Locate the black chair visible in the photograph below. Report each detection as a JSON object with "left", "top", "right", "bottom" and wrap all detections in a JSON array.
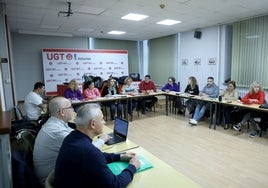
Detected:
[
  {"left": 129, "top": 73, "right": 141, "bottom": 81},
  {"left": 92, "top": 76, "right": 104, "bottom": 89}
]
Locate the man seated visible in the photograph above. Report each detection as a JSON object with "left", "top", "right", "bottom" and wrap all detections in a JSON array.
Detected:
[
  {"left": 138, "top": 75, "right": 158, "bottom": 114},
  {"left": 33, "top": 97, "right": 110, "bottom": 186},
  {"left": 54, "top": 103, "right": 140, "bottom": 187},
  {"left": 24, "top": 82, "right": 47, "bottom": 121},
  {"left": 189, "top": 77, "right": 219, "bottom": 125}
]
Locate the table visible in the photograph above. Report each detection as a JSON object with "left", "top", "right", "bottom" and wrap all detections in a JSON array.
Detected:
[
  {"left": 127, "top": 147, "right": 201, "bottom": 188},
  {"left": 70, "top": 91, "right": 166, "bottom": 121},
  {"left": 216, "top": 100, "right": 268, "bottom": 129},
  {"left": 165, "top": 92, "right": 219, "bottom": 129},
  {"left": 99, "top": 126, "right": 139, "bottom": 153}
]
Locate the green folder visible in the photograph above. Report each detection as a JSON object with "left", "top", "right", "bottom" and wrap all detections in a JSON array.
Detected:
[{"left": 108, "top": 155, "right": 153, "bottom": 175}]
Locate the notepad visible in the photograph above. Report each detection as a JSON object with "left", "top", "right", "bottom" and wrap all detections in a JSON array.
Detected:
[{"left": 108, "top": 155, "right": 153, "bottom": 175}]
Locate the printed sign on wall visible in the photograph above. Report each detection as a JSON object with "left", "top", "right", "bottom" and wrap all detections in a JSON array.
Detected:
[{"left": 42, "top": 48, "right": 128, "bottom": 95}]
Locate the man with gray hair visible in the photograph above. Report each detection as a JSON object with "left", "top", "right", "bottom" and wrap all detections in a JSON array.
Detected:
[
  {"left": 33, "top": 97, "right": 110, "bottom": 186},
  {"left": 55, "top": 103, "right": 140, "bottom": 187}
]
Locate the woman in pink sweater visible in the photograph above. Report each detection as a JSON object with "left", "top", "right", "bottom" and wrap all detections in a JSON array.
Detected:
[{"left": 83, "top": 80, "right": 101, "bottom": 100}]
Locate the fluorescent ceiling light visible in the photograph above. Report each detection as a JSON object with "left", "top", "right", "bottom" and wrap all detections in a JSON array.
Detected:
[
  {"left": 108, "top": 31, "right": 126, "bottom": 35},
  {"left": 121, "top": 13, "right": 148, "bottom": 21},
  {"left": 157, "top": 19, "right": 181, "bottom": 26},
  {"left": 18, "top": 30, "right": 73, "bottom": 37}
]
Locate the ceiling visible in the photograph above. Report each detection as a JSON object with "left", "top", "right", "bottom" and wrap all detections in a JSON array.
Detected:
[{"left": 1, "top": 0, "right": 268, "bottom": 41}]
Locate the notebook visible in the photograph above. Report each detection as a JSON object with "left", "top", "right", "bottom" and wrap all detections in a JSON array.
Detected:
[
  {"left": 105, "top": 117, "right": 129, "bottom": 145},
  {"left": 108, "top": 155, "right": 153, "bottom": 175}
]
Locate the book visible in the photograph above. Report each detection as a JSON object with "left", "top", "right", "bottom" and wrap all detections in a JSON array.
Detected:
[{"left": 108, "top": 155, "right": 153, "bottom": 175}]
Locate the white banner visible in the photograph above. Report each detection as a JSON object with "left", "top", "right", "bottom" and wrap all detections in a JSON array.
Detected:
[{"left": 42, "top": 48, "right": 128, "bottom": 95}]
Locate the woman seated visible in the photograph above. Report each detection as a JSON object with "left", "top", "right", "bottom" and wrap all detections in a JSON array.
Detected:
[
  {"left": 219, "top": 81, "right": 238, "bottom": 129},
  {"left": 233, "top": 81, "right": 265, "bottom": 137},
  {"left": 161, "top": 76, "right": 183, "bottom": 114},
  {"left": 101, "top": 78, "right": 122, "bottom": 120},
  {"left": 121, "top": 77, "right": 138, "bottom": 115},
  {"left": 184, "top": 76, "right": 199, "bottom": 114},
  {"left": 83, "top": 80, "right": 101, "bottom": 100},
  {"left": 64, "top": 79, "right": 83, "bottom": 100}
]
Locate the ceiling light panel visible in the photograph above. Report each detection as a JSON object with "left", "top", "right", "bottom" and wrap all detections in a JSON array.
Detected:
[
  {"left": 157, "top": 19, "right": 182, "bottom": 26},
  {"left": 108, "top": 31, "right": 126, "bottom": 35},
  {"left": 121, "top": 13, "right": 149, "bottom": 21}
]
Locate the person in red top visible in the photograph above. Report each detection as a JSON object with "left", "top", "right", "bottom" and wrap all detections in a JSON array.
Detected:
[
  {"left": 138, "top": 75, "right": 158, "bottom": 114},
  {"left": 233, "top": 81, "right": 266, "bottom": 137}
]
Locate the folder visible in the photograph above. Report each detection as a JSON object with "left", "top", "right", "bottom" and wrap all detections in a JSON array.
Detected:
[{"left": 108, "top": 155, "right": 153, "bottom": 175}]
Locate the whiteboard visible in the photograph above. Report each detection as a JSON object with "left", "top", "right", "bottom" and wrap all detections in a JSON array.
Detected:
[{"left": 42, "top": 48, "right": 128, "bottom": 95}]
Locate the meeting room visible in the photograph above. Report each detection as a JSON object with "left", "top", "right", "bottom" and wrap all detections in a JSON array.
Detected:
[{"left": 1, "top": 0, "right": 268, "bottom": 188}]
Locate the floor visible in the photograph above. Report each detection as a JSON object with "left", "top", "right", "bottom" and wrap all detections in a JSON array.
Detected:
[{"left": 106, "top": 107, "right": 268, "bottom": 188}]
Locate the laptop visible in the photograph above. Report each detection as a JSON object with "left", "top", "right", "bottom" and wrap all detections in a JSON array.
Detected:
[{"left": 105, "top": 117, "right": 129, "bottom": 145}]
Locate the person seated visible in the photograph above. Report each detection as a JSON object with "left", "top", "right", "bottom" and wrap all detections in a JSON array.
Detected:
[
  {"left": 219, "top": 81, "right": 238, "bottom": 129},
  {"left": 33, "top": 97, "right": 110, "bottom": 186},
  {"left": 184, "top": 76, "right": 199, "bottom": 114},
  {"left": 64, "top": 79, "right": 83, "bottom": 100},
  {"left": 54, "top": 103, "right": 140, "bottom": 188},
  {"left": 189, "top": 77, "right": 219, "bottom": 125},
  {"left": 24, "top": 82, "right": 47, "bottom": 121},
  {"left": 83, "top": 80, "right": 101, "bottom": 100},
  {"left": 161, "top": 76, "right": 183, "bottom": 114},
  {"left": 138, "top": 75, "right": 158, "bottom": 114},
  {"left": 121, "top": 77, "right": 138, "bottom": 115},
  {"left": 101, "top": 78, "right": 122, "bottom": 120},
  {"left": 233, "top": 81, "right": 265, "bottom": 137}
]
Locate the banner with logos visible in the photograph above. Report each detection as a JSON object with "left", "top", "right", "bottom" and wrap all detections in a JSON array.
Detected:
[{"left": 42, "top": 48, "right": 128, "bottom": 95}]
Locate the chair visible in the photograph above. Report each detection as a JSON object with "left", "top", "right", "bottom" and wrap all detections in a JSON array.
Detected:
[
  {"left": 129, "top": 73, "right": 141, "bottom": 81},
  {"left": 45, "top": 169, "right": 55, "bottom": 188},
  {"left": 92, "top": 76, "right": 104, "bottom": 89},
  {"left": 12, "top": 105, "right": 26, "bottom": 121}
]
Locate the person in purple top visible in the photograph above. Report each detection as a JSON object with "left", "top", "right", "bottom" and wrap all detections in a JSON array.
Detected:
[
  {"left": 64, "top": 79, "right": 83, "bottom": 100},
  {"left": 162, "top": 76, "right": 183, "bottom": 114},
  {"left": 161, "top": 76, "right": 179, "bottom": 92},
  {"left": 54, "top": 103, "right": 140, "bottom": 188}
]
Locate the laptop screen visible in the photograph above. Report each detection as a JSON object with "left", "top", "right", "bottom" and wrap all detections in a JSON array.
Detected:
[{"left": 114, "top": 118, "right": 128, "bottom": 137}]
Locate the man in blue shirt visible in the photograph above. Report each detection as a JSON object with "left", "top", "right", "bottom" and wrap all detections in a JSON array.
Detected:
[
  {"left": 189, "top": 77, "right": 219, "bottom": 125},
  {"left": 54, "top": 103, "right": 140, "bottom": 188}
]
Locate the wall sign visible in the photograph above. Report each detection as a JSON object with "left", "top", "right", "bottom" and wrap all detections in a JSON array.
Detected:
[{"left": 42, "top": 48, "right": 128, "bottom": 95}]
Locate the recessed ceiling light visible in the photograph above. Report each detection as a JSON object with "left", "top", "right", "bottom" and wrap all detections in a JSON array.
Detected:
[
  {"left": 121, "top": 13, "right": 148, "bottom": 21},
  {"left": 157, "top": 19, "right": 181, "bottom": 26},
  {"left": 108, "top": 31, "right": 126, "bottom": 35}
]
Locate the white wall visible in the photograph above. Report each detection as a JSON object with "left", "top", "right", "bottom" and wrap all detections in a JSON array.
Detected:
[{"left": 178, "top": 26, "right": 232, "bottom": 92}]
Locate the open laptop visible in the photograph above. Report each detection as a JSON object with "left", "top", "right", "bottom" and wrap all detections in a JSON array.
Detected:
[{"left": 105, "top": 117, "right": 129, "bottom": 145}]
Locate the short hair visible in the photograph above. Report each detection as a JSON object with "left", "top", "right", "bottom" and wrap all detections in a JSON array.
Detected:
[
  {"left": 145, "top": 75, "right": 151, "bottom": 79},
  {"left": 228, "top": 81, "right": 236, "bottom": 89},
  {"left": 69, "top": 79, "right": 79, "bottom": 90},
  {"left": 207, "top": 77, "right": 214, "bottom": 80},
  {"left": 49, "top": 97, "right": 70, "bottom": 116},
  {"left": 76, "top": 103, "right": 101, "bottom": 127},
  {"left": 124, "top": 77, "right": 133, "bottom": 84},
  {"left": 34, "top": 82, "right": 45, "bottom": 90},
  {"left": 168, "top": 76, "right": 175, "bottom": 83},
  {"left": 84, "top": 80, "right": 93, "bottom": 89}
]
